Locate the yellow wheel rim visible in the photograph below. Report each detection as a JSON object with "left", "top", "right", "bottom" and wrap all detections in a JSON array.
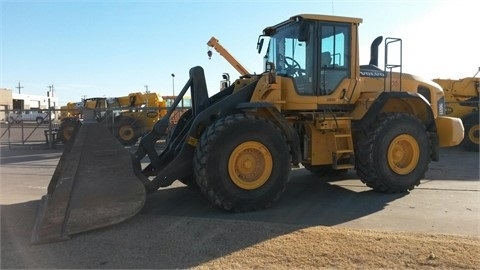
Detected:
[
  {"left": 387, "top": 134, "right": 420, "bottom": 175},
  {"left": 228, "top": 141, "right": 273, "bottom": 190},
  {"left": 468, "top": 124, "right": 479, "bottom": 144},
  {"left": 119, "top": 125, "right": 134, "bottom": 141},
  {"left": 64, "top": 126, "right": 74, "bottom": 141}
]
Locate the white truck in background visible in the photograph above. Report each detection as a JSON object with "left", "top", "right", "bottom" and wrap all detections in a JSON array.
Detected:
[{"left": 8, "top": 110, "right": 55, "bottom": 124}]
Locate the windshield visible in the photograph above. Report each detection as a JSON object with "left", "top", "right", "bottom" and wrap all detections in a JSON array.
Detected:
[
  {"left": 265, "top": 22, "right": 308, "bottom": 77},
  {"left": 262, "top": 19, "right": 351, "bottom": 96}
]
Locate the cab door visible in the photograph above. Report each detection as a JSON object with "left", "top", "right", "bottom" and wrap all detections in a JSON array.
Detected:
[{"left": 315, "top": 22, "right": 355, "bottom": 106}]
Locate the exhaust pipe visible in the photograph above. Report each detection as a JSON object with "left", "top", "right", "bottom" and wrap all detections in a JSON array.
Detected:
[{"left": 369, "top": 36, "right": 383, "bottom": 66}]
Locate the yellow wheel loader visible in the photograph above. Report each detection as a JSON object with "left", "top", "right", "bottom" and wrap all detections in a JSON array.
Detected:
[
  {"left": 32, "top": 14, "right": 464, "bottom": 244},
  {"left": 58, "top": 92, "right": 167, "bottom": 146},
  {"left": 57, "top": 97, "right": 108, "bottom": 144},
  {"left": 433, "top": 68, "right": 479, "bottom": 151}
]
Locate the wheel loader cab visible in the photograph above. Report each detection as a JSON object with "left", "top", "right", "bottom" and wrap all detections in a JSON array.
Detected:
[{"left": 260, "top": 14, "right": 360, "bottom": 106}]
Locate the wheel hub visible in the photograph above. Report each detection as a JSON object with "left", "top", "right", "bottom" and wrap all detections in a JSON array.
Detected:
[
  {"left": 387, "top": 134, "right": 420, "bottom": 175},
  {"left": 64, "top": 127, "right": 75, "bottom": 141},
  {"left": 228, "top": 141, "right": 273, "bottom": 190},
  {"left": 468, "top": 124, "right": 479, "bottom": 144},
  {"left": 119, "top": 126, "right": 134, "bottom": 140}
]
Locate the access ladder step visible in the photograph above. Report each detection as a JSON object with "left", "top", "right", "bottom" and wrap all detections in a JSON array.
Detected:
[
  {"left": 333, "top": 164, "right": 355, "bottom": 170},
  {"left": 335, "top": 149, "right": 354, "bottom": 154},
  {"left": 332, "top": 132, "right": 355, "bottom": 170}
]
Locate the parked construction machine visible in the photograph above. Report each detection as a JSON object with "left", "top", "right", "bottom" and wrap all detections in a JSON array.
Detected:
[
  {"left": 58, "top": 92, "right": 167, "bottom": 145},
  {"left": 57, "top": 97, "right": 107, "bottom": 144},
  {"left": 32, "top": 14, "right": 464, "bottom": 244},
  {"left": 433, "top": 68, "right": 479, "bottom": 151}
]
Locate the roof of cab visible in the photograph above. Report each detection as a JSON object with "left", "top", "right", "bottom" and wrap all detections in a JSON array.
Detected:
[
  {"left": 263, "top": 14, "right": 363, "bottom": 33},
  {"left": 293, "top": 14, "right": 362, "bottom": 24}
]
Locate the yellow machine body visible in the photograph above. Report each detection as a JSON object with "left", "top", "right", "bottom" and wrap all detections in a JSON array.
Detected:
[{"left": 433, "top": 71, "right": 479, "bottom": 151}]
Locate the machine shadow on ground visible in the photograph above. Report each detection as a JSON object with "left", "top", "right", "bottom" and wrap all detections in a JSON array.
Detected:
[{"left": 142, "top": 169, "right": 407, "bottom": 227}]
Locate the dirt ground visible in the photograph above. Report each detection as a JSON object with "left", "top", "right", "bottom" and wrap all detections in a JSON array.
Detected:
[
  {"left": 3, "top": 211, "right": 478, "bottom": 269},
  {"left": 194, "top": 226, "right": 480, "bottom": 269}
]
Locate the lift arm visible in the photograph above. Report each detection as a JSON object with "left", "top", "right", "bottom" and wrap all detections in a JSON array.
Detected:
[{"left": 207, "top": 36, "right": 250, "bottom": 76}]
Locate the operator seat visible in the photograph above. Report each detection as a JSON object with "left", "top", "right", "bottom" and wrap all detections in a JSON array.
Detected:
[{"left": 321, "top": 51, "right": 332, "bottom": 68}]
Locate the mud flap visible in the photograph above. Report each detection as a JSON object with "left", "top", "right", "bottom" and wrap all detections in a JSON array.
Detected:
[{"left": 31, "top": 119, "right": 146, "bottom": 244}]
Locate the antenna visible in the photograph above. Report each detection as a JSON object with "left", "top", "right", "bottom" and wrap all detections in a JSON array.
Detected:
[{"left": 473, "top": 67, "right": 480, "bottom": 78}]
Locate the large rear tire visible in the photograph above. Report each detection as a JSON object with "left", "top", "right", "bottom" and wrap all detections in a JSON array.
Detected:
[
  {"left": 461, "top": 113, "right": 479, "bottom": 152},
  {"left": 355, "top": 113, "right": 431, "bottom": 192},
  {"left": 59, "top": 118, "right": 80, "bottom": 145},
  {"left": 194, "top": 114, "right": 291, "bottom": 212},
  {"left": 115, "top": 117, "right": 141, "bottom": 146}
]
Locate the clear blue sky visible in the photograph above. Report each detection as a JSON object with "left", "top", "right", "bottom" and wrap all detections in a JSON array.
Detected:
[{"left": 1, "top": 0, "right": 478, "bottom": 105}]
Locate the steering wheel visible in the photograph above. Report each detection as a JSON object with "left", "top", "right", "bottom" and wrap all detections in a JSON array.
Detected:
[{"left": 280, "top": 55, "right": 305, "bottom": 77}]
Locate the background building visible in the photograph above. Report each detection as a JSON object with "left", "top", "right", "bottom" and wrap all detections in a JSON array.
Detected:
[{"left": 0, "top": 88, "right": 60, "bottom": 122}]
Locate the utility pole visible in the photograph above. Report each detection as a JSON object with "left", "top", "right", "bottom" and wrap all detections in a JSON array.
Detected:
[
  {"left": 47, "top": 85, "right": 54, "bottom": 110},
  {"left": 144, "top": 85, "right": 149, "bottom": 93},
  {"left": 46, "top": 85, "right": 54, "bottom": 149},
  {"left": 47, "top": 85, "right": 54, "bottom": 94},
  {"left": 16, "top": 82, "right": 24, "bottom": 94}
]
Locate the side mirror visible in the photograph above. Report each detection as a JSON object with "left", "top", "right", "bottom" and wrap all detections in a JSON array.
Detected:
[{"left": 257, "top": 37, "right": 264, "bottom": 54}]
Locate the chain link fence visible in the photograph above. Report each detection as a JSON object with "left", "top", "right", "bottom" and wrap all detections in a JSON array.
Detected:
[
  {"left": 1, "top": 104, "right": 185, "bottom": 150},
  {"left": 0, "top": 107, "right": 60, "bottom": 149}
]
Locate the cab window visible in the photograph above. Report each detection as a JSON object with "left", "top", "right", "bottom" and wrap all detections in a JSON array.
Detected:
[{"left": 318, "top": 24, "right": 350, "bottom": 95}]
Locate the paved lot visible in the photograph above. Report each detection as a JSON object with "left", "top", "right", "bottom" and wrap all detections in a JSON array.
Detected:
[
  {"left": 0, "top": 122, "right": 58, "bottom": 145},
  {"left": 1, "top": 144, "right": 479, "bottom": 268}
]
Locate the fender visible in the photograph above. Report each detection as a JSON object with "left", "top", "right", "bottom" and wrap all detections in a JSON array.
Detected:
[
  {"left": 352, "top": 91, "right": 440, "bottom": 161},
  {"left": 236, "top": 102, "right": 301, "bottom": 166},
  {"left": 354, "top": 91, "right": 435, "bottom": 130}
]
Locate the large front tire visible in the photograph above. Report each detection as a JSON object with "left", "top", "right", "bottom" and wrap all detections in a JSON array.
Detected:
[
  {"left": 355, "top": 113, "right": 431, "bottom": 192},
  {"left": 461, "top": 113, "right": 479, "bottom": 152},
  {"left": 194, "top": 114, "right": 291, "bottom": 212}
]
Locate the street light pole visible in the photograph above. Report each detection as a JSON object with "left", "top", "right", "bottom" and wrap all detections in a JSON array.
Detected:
[
  {"left": 46, "top": 86, "right": 53, "bottom": 149},
  {"left": 171, "top": 73, "right": 175, "bottom": 96}
]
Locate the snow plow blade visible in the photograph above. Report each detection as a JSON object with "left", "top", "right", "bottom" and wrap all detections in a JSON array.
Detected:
[{"left": 31, "top": 117, "right": 146, "bottom": 244}]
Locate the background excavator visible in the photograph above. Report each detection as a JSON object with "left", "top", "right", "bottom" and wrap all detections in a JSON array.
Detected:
[
  {"left": 32, "top": 14, "right": 464, "bottom": 244},
  {"left": 433, "top": 68, "right": 479, "bottom": 151},
  {"left": 58, "top": 92, "right": 168, "bottom": 146}
]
